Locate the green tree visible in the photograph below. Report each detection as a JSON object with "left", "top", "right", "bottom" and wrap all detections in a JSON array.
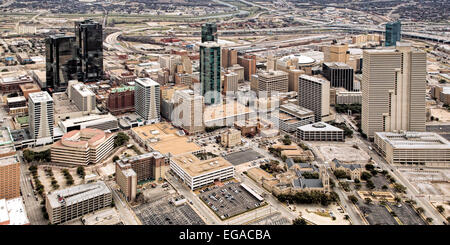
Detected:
[
  {"left": 365, "top": 164, "right": 375, "bottom": 171},
  {"left": 393, "top": 183, "right": 406, "bottom": 193},
  {"left": 361, "top": 171, "right": 372, "bottom": 181},
  {"left": 426, "top": 217, "right": 433, "bottom": 223},
  {"left": 292, "top": 217, "right": 307, "bottom": 225},
  {"left": 348, "top": 195, "right": 358, "bottom": 204},
  {"left": 114, "top": 132, "right": 130, "bottom": 147},
  {"left": 416, "top": 207, "right": 424, "bottom": 214},
  {"left": 113, "top": 156, "right": 120, "bottom": 162},
  {"left": 333, "top": 170, "right": 349, "bottom": 179},
  {"left": 436, "top": 205, "right": 445, "bottom": 213},
  {"left": 366, "top": 180, "right": 375, "bottom": 189}
]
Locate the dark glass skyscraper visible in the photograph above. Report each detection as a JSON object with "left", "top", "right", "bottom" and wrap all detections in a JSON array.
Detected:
[
  {"left": 75, "top": 19, "right": 103, "bottom": 82},
  {"left": 200, "top": 42, "right": 221, "bottom": 104},
  {"left": 45, "top": 34, "right": 78, "bottom": 93},
  {"left": 201, "top": 23, "right": 217, "bottom": 43},
  {"left": 385, "top": 21, "right": 401, "bottom": 47}
]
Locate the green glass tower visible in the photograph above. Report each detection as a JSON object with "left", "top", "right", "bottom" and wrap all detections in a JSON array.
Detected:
[
  {"left": 200, "top": 42, "right": 221, "bottom": 105},
  {"left": 201, "top": 23, "right": 217, "bottom": 43},
  {"left": 385, "top": 21, "right": 401, "bottom": 47}
]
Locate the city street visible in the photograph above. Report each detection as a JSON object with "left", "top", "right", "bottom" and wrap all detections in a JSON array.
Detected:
[
  {"left": 18, "top": 155, "right": 47, "bottom": 225},
  {"left": 339, "top": 113, "right": 446, "bottom": 225},
  {"left": 304, "top": 141, "right": 365, "bottom": 225},
  {"left": 165, "top": 172, "right": 222, "bottom": 225},
  {"left": 106, "top": 181, "right": 140, "bottom": 225}
]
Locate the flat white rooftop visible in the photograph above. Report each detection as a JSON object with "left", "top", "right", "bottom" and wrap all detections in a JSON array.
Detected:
[
  {"left": 47, "top": 181, "right": 111, "bottom": 209},
  {"left": 29, "top": 91, "right": 53, "bottom": 103},
  {"left": 299, "top": 74, "right": 329, "bottom": 85},
  {"left": 375, "top": 132, "right": 450, "bottom": 149},
  {"left": 72, "top": 83, "right": 95, "bottom": 97},
  {"left": 297, "top": 122, "right": 343, "bottom": 132},
  {"left": 135, "top": 77, "right": 159, "bottom": 87},
  {"left": 0, "top": 197, "right": 30, "bottom": 225}
]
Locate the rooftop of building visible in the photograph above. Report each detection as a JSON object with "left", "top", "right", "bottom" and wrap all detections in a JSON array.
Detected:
[
  {"left": 117, "top": 151, "right": 164, "bottom": 165},
  {"left": 280, "top": 103, "right": 314, "bottom": 117},
  {"left": 131, "top": 122, "right": 201, "bottom": 156},
  {"left": 292, "top": 178, "right": 323, "bottom": 189},
  {"left": 6, "top": 96, "right": 26, "bottom": 103},
  {"left": 323, "top": 62, "right": 352, "bottom": 69},
  {"left": 297, "top": 122, "right": 343, "bottom": 132},
  {"left": 71, "top": 83, "right": 95, "bottom": 97},
  {"left": 204, "top": 101, "right": 254, "bottom": 121},
  {"left": 110, "top": 86, "right": 135, "bottom": 93},
  {"left": 19, "top": 83, "right": 41, "bottom": 91},
  {"left": 29, "top": 91, "right": 53, "bottom": 103},
  {"left": 375, "top": 131, "right": 450, "bottom": 149},
  {"left": 0, "top": 197, "right": 30, "bottom": 225},
  {"left": 171, "top": 153, "right": 233, "bottom": 177},
  {"left": 54, "top": 128, "right": 113, "bottom": 149},
  {"left": 299, "top": 74, "right": 329, "bottom": 85},
  {"left": 0, "top": 127, "right": 14, "bottom": 146},
  {"left": 332, "top": 158, "right": 361, "bottom": 171},
  {"left": 278, "top": 54, "right": 315, "bottom": 65},
  {"left": 256, "top": 70, "right": 288, "bottom": 78},
  {"left": 59, "top": 114, "right": 117, "bottom": 128},
  {"left": 47, "top": 181, "right": 111, "bottom": 209},
  {"left": 135, "top": 77, "right": 159, "bottom": 87},
  {"left": 199, "top": 41, "right": 221, "bottom": 48},
  {"left": 120, "top": 168, "right": 137, "bottom": 178},
  {"left": 0, "top": 154, "right": 19, "bottom": 167}
]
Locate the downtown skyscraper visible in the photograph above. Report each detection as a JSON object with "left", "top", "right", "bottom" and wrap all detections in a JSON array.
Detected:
[
  {"left": 361, "top": 42, "right": 426, "bottom": 138},
  {"left": 45, "top": 34, "right": 78, "bottom": 92},
  {"left": 75, "top": 19, "right": 103, "bottom": 82},
  {"left": 200, "top": 42, "right": 221, "bottom": 105},
  {"left": 385, "top": 20, "right": 401, "bottom": 47},
  {"left": 201, "top": 23, "right": 217, "bottom": 43}
]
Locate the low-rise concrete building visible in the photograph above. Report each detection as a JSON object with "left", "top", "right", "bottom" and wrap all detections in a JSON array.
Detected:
[
  {"left": 329, "top": 158, "right": 362, "bottom": 181},
  {"left": 296, "top": 122, "right": 344, "bottom": 141},
  {"left": 374, "top": 131, "right": 450, "bottom": 167},
  {"left": 51, "top": 128, "right": 115, "bottom": 166},
  {"left": 170, "top": 153, "right": 235, "bottom": 190},
  {"left": 220, "top": 128, "right": 241, "bottom": 147},
  {"left": 46, "top": 181, "right": 112, "bottom": 224}
]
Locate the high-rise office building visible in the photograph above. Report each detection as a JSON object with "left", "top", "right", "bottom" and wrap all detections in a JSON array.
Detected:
[
  {"left": 223, "top": 72, "right": 238, "bottom": 94},
  {"left": 135, "top": 78, "right": 161, "bottom": 123},
  {"left": 361, "top": 42, "right": 426, "bottom": 138},
  {"left": 29, "top": 91, "right": 54, "bottom": 139},
  {"left": 250, "top": 70, "right": 288, "bottom": 97},
  {"left": 172, "top": 89, "right": 205, "bottom": 134},
  {"left": 45, "top": 34, "right": 78, "bottom": 93},
  {"left": 75, "top": 19, "right": 103, "bottom": 82},
  {"left": 201, "top": 23, "right": 217, "bottom": 43},
  {"left": 0, "top": 155, "right": 20, "bottom": 200},
  {"left": 322, "top": 62, "right": 354, "bottom": 91},
  {"left": 221, "top": 48, "right": 237, "bottom": 68},
  {"left": 67, "top": 81, "right": 96, "bottom": 113},
  {"left": 200, "top": 42, "right": 221, "bottom": 104},
  {"left": 324, "top": 44, "right": 348, "bottom": 63},
  {"left": 298, "top": 75, "right": 330, "bottom": 122},
  {"left": 238, "top": 55, "right": 257, "bottom": 81},
  {"left": 385, "top": 20, "right": 401, "bottom": 47}
]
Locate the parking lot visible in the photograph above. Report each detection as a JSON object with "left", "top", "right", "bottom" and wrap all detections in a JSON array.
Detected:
[
  {"left": 198, "top": 182, "right": 264, "bottom": 220},
  {"left": 133, "top": 196, "right": 205, "bottom": 225},
  {"left": 224, "top": 149, "right": 264, "bottom": 165},
  {"left": 387, "top": 203, "right": 426, "bottom": 225},
  {"left": 356, "top": 202, "right": 398, "bottom": 225}
]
